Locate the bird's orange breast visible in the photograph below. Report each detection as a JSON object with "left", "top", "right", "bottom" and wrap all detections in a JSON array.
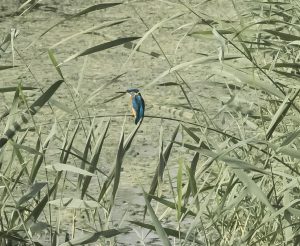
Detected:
[{"left": 130, "top": 95, "right": 136, "bottom": 117}]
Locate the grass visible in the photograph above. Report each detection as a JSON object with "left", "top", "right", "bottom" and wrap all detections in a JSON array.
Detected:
[{"left": 0, "top": 0, "right": 300, "bottom": 245}]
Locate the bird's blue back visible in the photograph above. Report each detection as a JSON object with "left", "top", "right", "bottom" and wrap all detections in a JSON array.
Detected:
[{"left": 132, "top": 94, "right": 145, "bottom": 124}]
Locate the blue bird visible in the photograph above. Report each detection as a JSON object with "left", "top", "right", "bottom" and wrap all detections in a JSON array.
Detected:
[{"left": 126, "top": 88, "right": 145, "bottom": 124}]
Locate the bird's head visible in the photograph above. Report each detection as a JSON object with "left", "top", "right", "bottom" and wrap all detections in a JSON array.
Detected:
[{"left": 126, "top": 88, "right": 140, "bottom": 96}]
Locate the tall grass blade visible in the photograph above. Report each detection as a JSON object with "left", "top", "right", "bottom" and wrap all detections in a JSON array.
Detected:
[
  {"left": 184, "top": 154, "right": 200, "bottom": 210},
  {"left": 263, "top": 62, "right": 300, "bottom": 70},
  {"left": 98, "top": 121, "right": 141, "bottom": 203},
  {"left": 179, "top": 143, "right": 269, "bottom": 174},
  {"left": 0, "top": 80, "right": 63, "bottom": 149},
  {"left": 35, "top": 3, "right": 122, "bottom": 40},
  {"left": 60, "top": 37, "right": 141, "bottom": 65},
  {"left": 5, "top": 85, "right": 20, "bottom": 132},
  {"left": 0, "top": 86, "right": 36, "bottom": 93},
  {"left": 263, "top": 29, "right": 300, "bottom": 41},
  {"left": 281, "top": 129, "right": 300, "bottom": 147},
  {"left": 48, "top": 198, "right": 99, "bottom": 209},
  {"left": 0, "top": 65, "right": 18, "bottom": 71},
  {"left": 110, "top": 132, "right": 124, "bottom": 206},
  {"left": 233, "top": 169, "right": 275, "bottom": 212},
  {"left": 145, "top": 125, "right": 179, "bottom": 217},
  {"left": 97, "top": 171, "right": 114, "bottom": 203},
  {"left": 181, "top": 124, "right": 200, "bottom": 143},
  {"left": 29, "top": 129, "right": 80, "bottom": 222},
  {"left": 59, "top": 228, "right": 130, "bottom": 246},
  {"left": 45, "top": 163, "right": 96, "bottom": 176},
  {"left": 11, "top": 142, "right": 43, "bottom": 156},
  {"left": 0, "top": 231, "right": 28, "bottom": 243},
  {"left": 143, "top": 189, "right": 171, "bottom": 246},
  {"left": 111, "top": 121, "right": 142, "bottom": 206},
  {"left": 147, "top": 194, "right": 196, "bottom": 216},
  {"left": 72, "top": 3, "right": 122, "bottom": 17},
  {"left": 148, "top": 125, "right": 179, "bottom": 196},
  {"left": 266, "top": 89, "right": 300, "bottom": 139},
  {"left": 16, "top": 182, "right": 47, "bottom": 207},
  {"left": 48, "top": 50, "right": 64, "bottom": 80},
  {"left": 26, "top": 183, "right": 58, "bottom": 222},
  {"left": 78, "top": 119, "right": 94, "bottom": 189},
  {"left": 131, "top": 221, "right": 203, "bottom": 244},
  {"left": 216, "top": 66, "right": 285, "bottom": 99},
  {"left": 61, "top": 122, "right": 80, "bottom": 164},
  {"left": 235, "top": 33, "right": 253, "bottom": 61},
  {"left": 81, "top": 120, "right": 110, "bottom": 199},
  {"left": 30, "top": 121, "right": 57, "bottom": 183},
  {"left": 49, "top": 99, "right": 75, "bottom": 115},
  {"left": 123, "top": 120, "right": 143, "bottom": 152},
  {"left": 103, "top": 92, "right": 126, "bottom": 104},
  {"left": 158, "top": 125, "right": 164, "bottom": 185},
  {"left": 50, "top": 19, "right": 128, "bottom": 49},
  {"left": 125, "top": 13, "right": 183, "bottom": 65},
  {"left": 177, "top": 158, "right": 183, "bottom": 220},
  {"left": 148, "top": 55, "right": 240, "bottom": 87},
  {"left": 29, "top": 80, "right": 63, "bottom": 113}
]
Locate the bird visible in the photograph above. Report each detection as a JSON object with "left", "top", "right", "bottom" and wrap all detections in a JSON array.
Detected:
[{"left": 126, "top": 88, "right": 145, "bottom": 124}]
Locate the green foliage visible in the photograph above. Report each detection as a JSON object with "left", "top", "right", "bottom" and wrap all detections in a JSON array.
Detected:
[{"left": 1, "top": 0, "right": 300, "bottom": 245}]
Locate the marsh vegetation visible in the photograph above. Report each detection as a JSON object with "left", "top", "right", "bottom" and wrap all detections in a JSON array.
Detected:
[{"left": 0, "top": 0, "right": 300, "bottom": 245}]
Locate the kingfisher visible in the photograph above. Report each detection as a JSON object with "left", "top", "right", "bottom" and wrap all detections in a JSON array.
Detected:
[{"left": 126, "top": 88, "right": 145, "bottom": 124}]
